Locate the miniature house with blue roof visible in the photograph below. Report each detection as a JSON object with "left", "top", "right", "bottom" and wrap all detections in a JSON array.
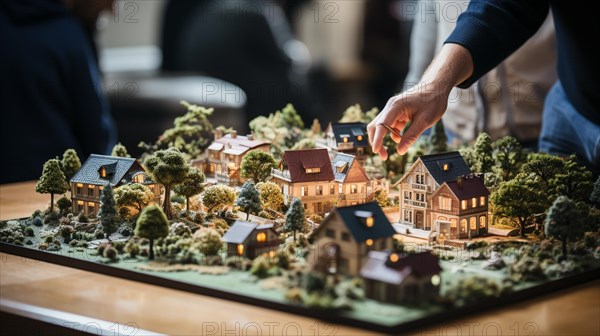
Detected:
[
  {"left": 324, "top": 122, "right": 370, "bottom": 161},
  {"left": 309, "top": 202, "right": 396, "bottom": 276},
  {"left": 394, "top": 152, "right": 472, "bottom": 230},
  {"left": 70, "top": 154, "right": 161, "bottom": 216},
  {"left": 221, "top": 221, "right": 279, "bottom": 259}
]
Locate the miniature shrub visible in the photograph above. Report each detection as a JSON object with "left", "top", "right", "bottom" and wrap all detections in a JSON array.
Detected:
[
  {"left": 59, "top": 225, "right": 75, "bottom": 243},
  {"left": 210, "top": 219, "right": 229, "bottom": 236},
  {"left": 308, "top": 214, "right": 323, "bottom": 224},
  {"left": 94, "top": 230, "right": 105, "bottom": 239},
  {"left": 544, "top": 260, "right": 583, "bottom": 278},
  {"left": 43, "top": 211, "right": 59, "bottom": 225},
  {"left": 38, "top": 243, "right": 48, "bottom": 251},
  {"left": 69, "top": 239, "right": 81, "bottom": 247},
  {"left": 203, "top": 255, "right": 223, "bottom": 266},
  {"left": 97, "top": 242, "right": 109, "bottom": 256},
  {"left": 56, "top": 196, "right": 72, "bottom": 215},
  {"left": 443, "top": 276, "right": 511, "bottom": 307},
  {"left": 257, "top": 210, "right": 274, "bottom": 220},
  {"left": 250, "top": 256, "right": 271, "bottom": 279},
  {"left": 125, "top": 240, "right": 140, "bottom": 258},
  {"left": 193, "top": 228, "right": 222, "bottom": 256},
  {"left": 509, "top": 254, "right": 546, "bottom": 282},
  {"left": 274, "top": 250, "right": 291, "bottom": 270},
  {"left": 296, "top": 233, "right": 309, "bottom": 248},
  {"left": 170, "top": 222, "right": 193, "bottom": 237},
  {"left": 171, "top": 194, "right": 186, "bottom": 204},
  {"left": 59, "top": 217, "right": 71, "bottom": 226},
  {"left": 47, "top": 244, "right": 61, "bottom": 252},
  {"left": 25, "top": 240, "right": 33, "bottom": 245},
  {"left": 113, "top": 241, "right": 126, "bottom": 253},
  {"left": 32, "top": 216, "right": 43, "bottom": 227},
  {"left": 32, "top": 210, "right": 42, "bottom": 218},
  {"left": 304, "top": 272, "right": 326, "bottom": 293},
  {"left": 224, "top": 256, "right": 253, "bottom": 270},
  {"left": 103, "top": 246, "right": 118, "bottom": 261},
  {"left": 44, "top": 236, "right": 54, "bottom": 243},
  {"left": 121, "top": 228, "right": 132, "bottom": 237},
  {"left": 583, "top": 231, "right": 599, "bottom": 249},
  {"left": 466, "top": 241, "right": 489, "bottom": 250},
  {"left": 72, "top": 231, "right": 94, "bottom": 242},
  {"left": 191, "top": 211, "right": 206, "bottom": 224},
  {"left": 77, "top": 212, "right": 88, "bottom": 223},
  {"left": 24, "top": 227, "right": 34, "bottom": 237}
]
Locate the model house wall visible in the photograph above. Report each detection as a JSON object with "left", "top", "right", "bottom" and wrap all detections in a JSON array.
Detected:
[
  {"left": 70, "top": 155, "right": 161, "bottom": 216},
  {"left": 222, "top": 221, "right": 279, "bottom": 259}
]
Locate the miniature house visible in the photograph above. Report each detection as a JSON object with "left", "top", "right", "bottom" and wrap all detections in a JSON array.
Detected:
[
  {"left": 192, "top": 130, "right": 270, "bottom": 185},
  {"left": 322, "top": 122, "right": 370, "bottom": 165},
  {"left": 271, "top": 149, "right": 370, "bottom": 215},
  {"left": 70, "top": 154, "right": 161, "bottom": 216},
  {"left": 221, "top": 221, "right": 279, "bottom": 259},
  {"left": 430, "top": 174, "right": 490, "bottom": 240},
  {"left": 360, "top": 251, "right": 442, "bottom": 304},
  {"left": 309, "top": 202, "right": 396, "bottom": 277},
  {"left": 395, "top": 152, "right": 471, "bottom": 230}
]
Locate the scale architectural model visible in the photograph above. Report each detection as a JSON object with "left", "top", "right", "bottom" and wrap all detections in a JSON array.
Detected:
[{"left": 1, "top": 102, "right": 599, "bottom": 333}]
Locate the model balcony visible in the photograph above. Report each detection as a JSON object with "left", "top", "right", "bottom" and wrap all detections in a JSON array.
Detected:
[
  {"left": 403, "top": 199, "right": 427, "bottom": 208},
  {"left": 339, "top": 193, "right": 367, "bottom": 201},
  {"left": 409, "top": 183, "right": 431, "bottom": 192},
  {"left": 336, "top": 142, "right": 354, "bottom": 150},
  {"left": 271, "top": 168, "right": 291, "bottom": 181}
]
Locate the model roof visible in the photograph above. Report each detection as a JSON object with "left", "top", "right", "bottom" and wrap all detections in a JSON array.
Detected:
[
  {"left": 315, "top": 202, "right": 396, "bottom": 243},
  {"left": 329, "top": 122, "right": 369, "bottom": 148},
  {"left": 70, "top": 154, "right": 141, "bottom": 186},
  {"left": 331, "top": 153, "right": 354, "bottom": 182},
  {"left": 360, "top": 251, "right": 441, "bottom": 284},
  {"left": 444, "top": 174, "right": 490, "bottom": 200},
  {"left": 419, "top": 151, "right": 472, "bottom": 185},
  {"left": 281, "top": 149, "right": 335, "bottom": 183},
  {"left": 215, "top": 133, "right": 270, "bottom": 149},
  {"left": 221, "top": 221, "right": 273, "bottom": 244}
]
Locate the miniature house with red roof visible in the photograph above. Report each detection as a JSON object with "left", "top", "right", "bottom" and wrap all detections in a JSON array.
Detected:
[
  {"left": 193, "top": 129, "right": 270, "bottom": 185},
  {"left": 221, "top": 221, "right": 279, "bottom": 259},
  {"left": 430, "top": 174, "right": 490, "bottom": 240},
  {"left": 360, "top": 250, "right": 442, "bottom": 304},
  {"left": 70, "top": 154, "right": 161, "bottom": 216},
  {"left": 308, "top": 202, "right": 396, "bottom": 277},
  {"left": 271, "top": 149, "right": 370, "bottom": 214}
]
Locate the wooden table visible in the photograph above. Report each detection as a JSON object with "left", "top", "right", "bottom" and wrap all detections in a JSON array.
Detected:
[{"left": 1, "top": 182, "right": 599, "bottom": 335}]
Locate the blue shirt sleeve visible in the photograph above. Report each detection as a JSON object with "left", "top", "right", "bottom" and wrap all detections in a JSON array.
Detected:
[{"left": 445, "top": 0, "right": 550, "bottom": 88}]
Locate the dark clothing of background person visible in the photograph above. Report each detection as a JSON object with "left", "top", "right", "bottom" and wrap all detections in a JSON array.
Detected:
[
  {"left": 160, "top": 0, "right": 317, "bottom": 125},
  {"left": 0, "top": 0, "right": 116, "bottom": 184}
]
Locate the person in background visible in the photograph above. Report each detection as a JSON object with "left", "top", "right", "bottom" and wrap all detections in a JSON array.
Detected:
[
  {"left": 0, "top": 0, "right": 117, "bottom": 184},
  {"left": 404, "top": 0, "right": 556, "bottom": 147},
  {"left": 160, "top": 0, "right": 316, "bottom": 124},
  {"left": 368, "top": 0, "right": 600, "bottom": 173}
]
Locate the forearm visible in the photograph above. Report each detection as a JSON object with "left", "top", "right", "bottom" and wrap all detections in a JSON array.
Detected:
[{"left": 418, "top": 43, "right": 474, "bottom": 96}]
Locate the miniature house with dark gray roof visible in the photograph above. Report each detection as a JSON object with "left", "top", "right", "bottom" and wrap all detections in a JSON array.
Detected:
[
  {"left": 221, "top": 221, "right": 279, "bottom": 259},
  {"left": 309, "top": 202, "right": 396, "bottom": 276},
  {"left": 324, "top": 122, "right": 369, "bottom": 159},
  {"left": 395, "top": 151, "right": 473, "bottom": 232},
  {"left": 70, "top": 154, "right": 161, "bottom": 216},
  {"left": 360, "top": 250, "right": 442, "bottom": 304}
]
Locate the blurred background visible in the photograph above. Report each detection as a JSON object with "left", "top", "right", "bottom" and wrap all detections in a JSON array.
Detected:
[{"left": 97, "top": 0, "right": 417, "bottom": 157}]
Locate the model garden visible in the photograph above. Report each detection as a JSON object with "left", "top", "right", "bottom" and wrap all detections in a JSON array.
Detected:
[{"left": 1, "top": 102, "right": 599, "bottom": 331}]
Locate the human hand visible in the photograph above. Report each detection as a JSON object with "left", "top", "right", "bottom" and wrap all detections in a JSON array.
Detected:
[{"left": 367, "top": 82, "right": 451, "bottom": 160}]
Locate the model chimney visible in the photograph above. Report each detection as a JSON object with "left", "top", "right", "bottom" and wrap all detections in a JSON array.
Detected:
[
  {"left": 457, "top": 176, "right": 464, "bottom": 188},
  {"left": 214, "top": 129, "right": 224, "bottom": 141},
  {"left": 247, "top": 134, "right": 254, "bottom": 140},
  {"left": 231, "top": 130, "right": 237, "bottom": 139}
]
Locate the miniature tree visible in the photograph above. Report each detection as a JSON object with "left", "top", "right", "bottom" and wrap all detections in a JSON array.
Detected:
[
  {"left": 114, "top": 183, "right": 154, "bottom": 212},
  {"left": 98, "top": 184, "right": 117, "bottom": 240},
  {"left": 427, "top": 121, "right": 448, "bottom": 154},
  {"left": 291, "top": 138, "right": 316, "bottom": 150},
  {"left": 338, "top": 104, "right": 379, "bottom": 123},
  {"left": 61, "top": 149, "right": 81, "bottom": 182},
  {"left": 493, "top": 136, "right": 524, "bottom": 182},
  {"left": 143, "top": 147, "right": 190, "bottom": 220},
  {"left": 522, "top": 153, "right": 566, "bottom": 186},
  {"left": 56, "top": 196, "right": 72, "bottom": 215},
  {"left": 471, "top": 133, "right": 494, "bottom": 173},
  {"left": 36, "top": 158, "right": 69, "bottom": 213},
  {"left": 135, "top": 205, "right": 170, "bottom": 260},
  {"left": 240, "top": 150, "right": 277, "bottom": 183},
  {"left": 491, "top": 175, "right": 545, "bottom": 237},
  {"left": 249, "top": 104, "right": 304, "bottom": 156},
  {"left": 201, "top": 185, "right": 236, "bottom": 213},
  {"left": 111, "top": 142, "right": 131, "bottom": 158},
  {"left": 138, "top": 101, "right": 214, "bottom": 159},
  {"left": 310, "top": 119, "right": 322, "bottom": 135},
  {"left": 235, "top": 181, "right": 262, "bottom": 221},
  {"left": 285, "top": 198, "right": 305, "bottom": 242},
  {"left": 193, "top": 228, "right": 222, "bottom": 256},
  {"left": 549, "top": 155, "right": 594, "bottom": 202},
  {"left": 590, "top": 176, "right": 600, "bottom": 207},
  {"left": 173, "top": 167, "right": 206, "bottom": 213},
  {"left": 545, "top": 196, "right": 584, "bottom": 259},
  {"left": 374, "top": 188, "right": 391, "bottom": 207},
  {"left": 255, "top": 182, "right": 285, "bottom": 212}
]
